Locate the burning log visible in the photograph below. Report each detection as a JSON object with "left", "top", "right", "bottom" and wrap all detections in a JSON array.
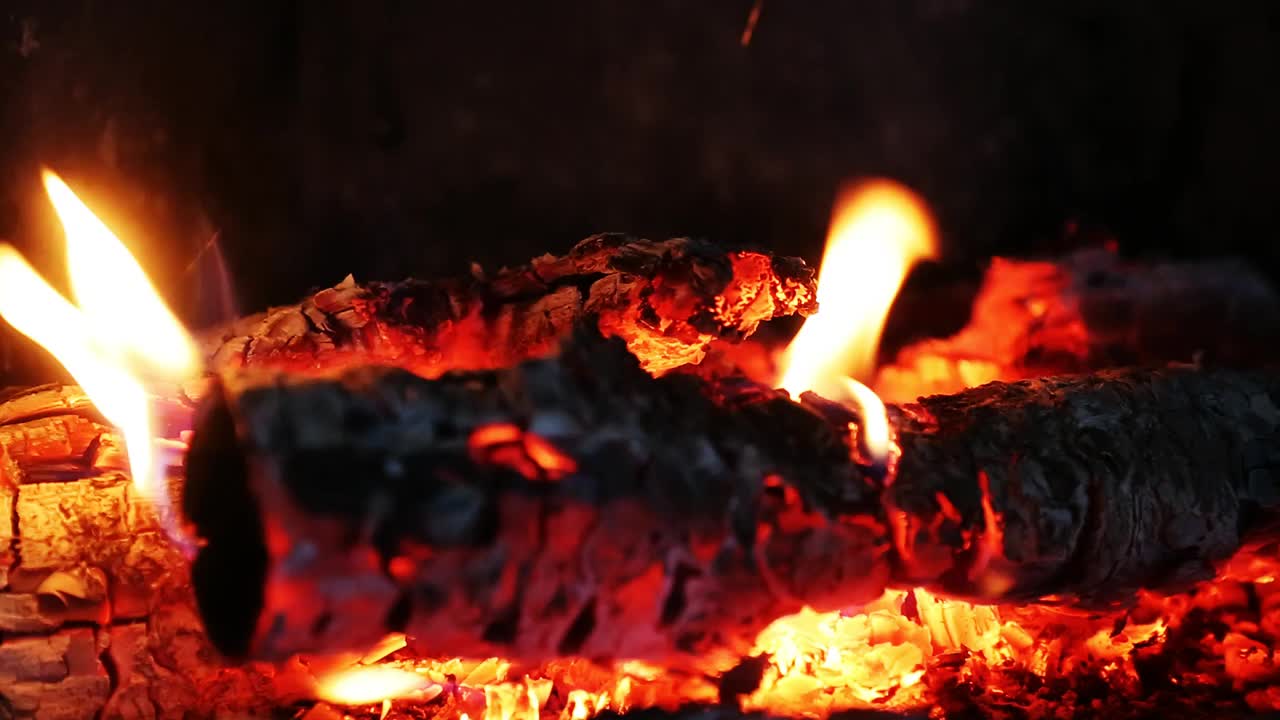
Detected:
[
  {"left": 0, "top": 228, "right": 818, "bottom": 719},
  {"left": 0, "top": 213, "right": 825, "bottom": 718},
  {"left": 183, "top": 327, "right": 1280, "bottom": 672},
  {"left": 885, "top": 365, "right": 1280, "bottom": 603},
  {"left": 5, "top": 169, "right": 1280, "bottom": 718},
  {"left": 199, "top": 233, "right": 817, "bottom": 377}
]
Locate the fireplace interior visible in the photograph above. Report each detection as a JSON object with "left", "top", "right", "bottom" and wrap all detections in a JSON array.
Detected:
[{"left": 3, "top": 3, "right": 1280, "bottom": 720}]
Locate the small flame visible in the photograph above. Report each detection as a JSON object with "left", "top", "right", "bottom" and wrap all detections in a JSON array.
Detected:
[
  {"left": 0, "top": 171, "right": 199, "bottom": 515},
  {"left": 780, "top": 179, "right": 938, "bottom": 395},
  {"left": 314, "top": 665, "right": 433, "bottom": 706},
  {"left": 778, "top": 179, "right": 937, "bottom": 462}
]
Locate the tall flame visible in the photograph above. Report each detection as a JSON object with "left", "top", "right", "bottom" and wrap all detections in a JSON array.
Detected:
[{"left": 0, "top": 171, "right": 199, "bottom": 511}]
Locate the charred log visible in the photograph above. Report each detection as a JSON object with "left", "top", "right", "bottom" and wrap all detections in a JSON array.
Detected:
[
  {"left": 184, "top": 328, "right": 885, "bottom": 669},
  {"left": 884, "top": 367, "right": 1280, "bottom": 604},
  {"left": 183, "top": 327, "right": 1280, "bottom": 670},
  {"left": 199, "top": 234, "right": 816, "bottom": 377},
  {"left": 0, "top": 234, "right": 818, "bottom": 718}
]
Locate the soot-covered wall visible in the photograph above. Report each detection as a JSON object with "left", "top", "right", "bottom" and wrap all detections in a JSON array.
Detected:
[{"left": 1, "top": 1, "right": 1278, "bottom": 383}]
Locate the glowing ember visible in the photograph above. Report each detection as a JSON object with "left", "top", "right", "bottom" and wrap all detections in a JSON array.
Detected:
[
  {"left": 779, "top": 178, "right": 938, "bottom": 396},
  {"left": 0, "top": 171, "right": 199, "bottom": 526},
  {"left": 468, "top": 423, "right": 580, "bottom": 481},
  {"left": 314, "top": 665, "right": 437, "bottom": 706}
]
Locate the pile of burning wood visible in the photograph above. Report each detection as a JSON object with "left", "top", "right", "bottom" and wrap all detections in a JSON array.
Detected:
[{"left": 3, "top": 175, "right": 1280, "bottom": 720}]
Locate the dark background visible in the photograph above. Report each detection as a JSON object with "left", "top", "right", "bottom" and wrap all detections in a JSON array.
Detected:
[{"left": 1, "top": 1, "right": 1278, "bottom": 383}]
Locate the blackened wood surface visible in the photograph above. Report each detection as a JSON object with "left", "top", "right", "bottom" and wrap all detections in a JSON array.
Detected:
[
  {"left": 184, "top": 328, "right": 1280, "bottom": 667},
  {"left": 888, "top": 368, "right": 1280, "bottom": 604},
  {"left": 185, "top": 330, "right": 885, "bottom": 668}
]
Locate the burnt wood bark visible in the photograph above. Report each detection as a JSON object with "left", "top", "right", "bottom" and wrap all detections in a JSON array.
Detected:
[
  {"left": 185, "top": 329, "right": 886, "bottom": 671},
  {"left": 183, "top": 327, "right": 1280, "bottom": 671},
  {"left": 884, "top": 367, "right": 1280, "bottom": 604},
  {"left": 198, "top": 233, "right": 816, "bottom": 378}
]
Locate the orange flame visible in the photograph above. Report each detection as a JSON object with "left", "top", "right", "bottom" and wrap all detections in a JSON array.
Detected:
[
  {"left": 0, "top": 171, "right": 199, "bottom": 514},
  {"left": 779, "top": 179, "right": 938, "bottom": 395}
]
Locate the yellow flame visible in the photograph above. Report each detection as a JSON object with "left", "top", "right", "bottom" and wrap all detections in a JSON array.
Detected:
[
  {"left": 0, "top": 171, "right": 199, "bottom": 509},
  {"left": 778, "top": 179, "right": 937, "bottom": 462},
  {"left": 779, "top": 179, "right": 938, "bottom": 395},
  {"left": 42, "top": 171, "right": 198, "bottom": 376},
  {"left": 314, "top": 666, "right": 433, "bottom": 706}
]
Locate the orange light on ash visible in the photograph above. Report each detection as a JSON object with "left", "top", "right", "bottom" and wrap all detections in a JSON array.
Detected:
[{"left": 0, "top": 171, "right": 199, "bottom": 515}]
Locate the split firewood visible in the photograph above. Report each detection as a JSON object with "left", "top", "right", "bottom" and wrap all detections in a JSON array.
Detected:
[
  {"left": 199, "top": 233, "right": 816, "bottom": 377},
  {"left": 182, "top": 327, "right": 1280, "bottom": 673}
]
